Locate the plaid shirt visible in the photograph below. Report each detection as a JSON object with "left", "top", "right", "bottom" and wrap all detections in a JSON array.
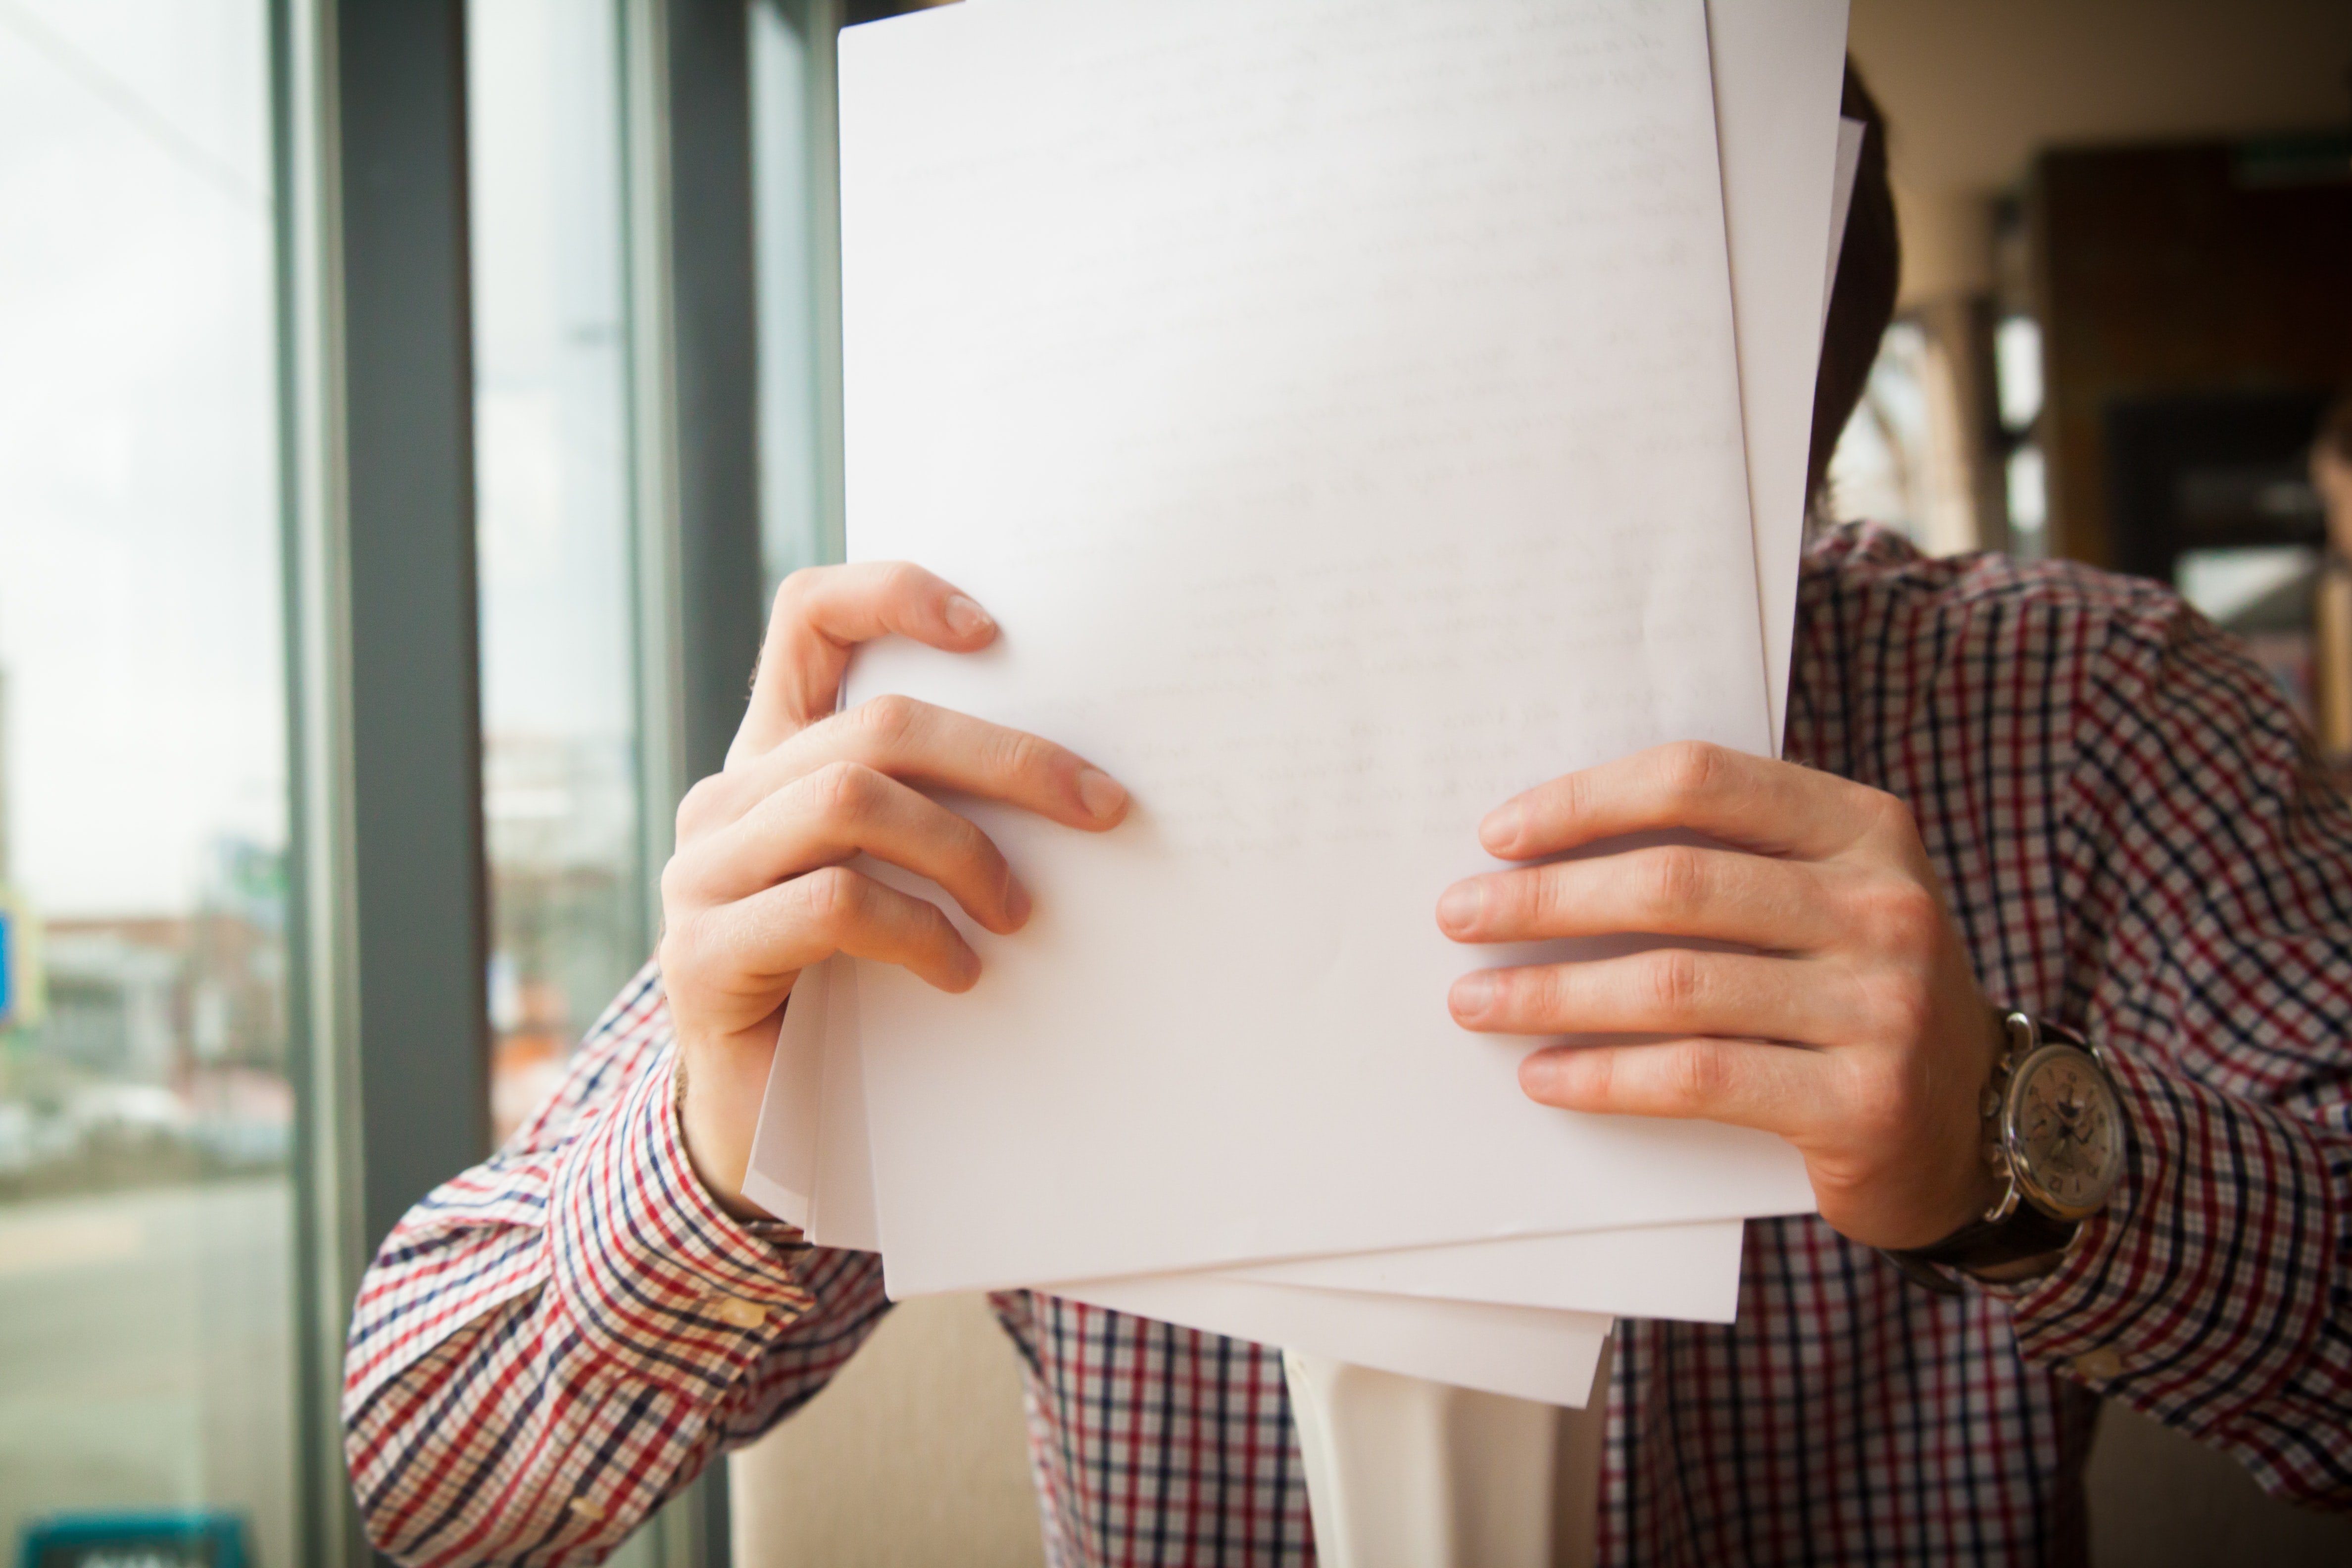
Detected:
[{"left": 345, "top": 527, "right": 2352, "bottom": 1565}]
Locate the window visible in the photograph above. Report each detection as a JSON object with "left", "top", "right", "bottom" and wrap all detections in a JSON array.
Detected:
[
  {"left": 753, "top": 0, "right": 843, "bottom": 593},
  {"left": 0, "top": 2, "right": 297, "bottom": 1562},
  {"left": 467, "top": 0, "right": 648, "bottom": 1147}
]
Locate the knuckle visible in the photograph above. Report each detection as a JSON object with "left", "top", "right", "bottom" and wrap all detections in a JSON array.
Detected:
[
  {"left": 674, "top": 774, "right": 726, "bottom": 838},
  {"left": 849, "top": 692, "right": 922, "bottom": 748},
  {"left": 1541, "top": 771, "right": 1588, "bottom": 833},
  {"left": 1875, "top": 787, "right": 1921, "bottom": 832},
  {"left": 990, "top": 727, "right": 1056, "bottom": 783},
  {"left": 773, "top": 565, "right": 827, "bottom": 620},
  {"left": 1519, "top": 966, "right": 1567, "bottom": 1021},
  {"left": 1865, "top": 786, "right": 1924, "bottom": 845},
  {"left": 808, "top": 759, "right": 885, "bottom": 818},
  {"left": 912, "top": 897, "right": 961, "bottom": 948},
  {"left": 1848, "top": 1061, "right": 1917, "bottom": 1146},
  {"left": 1668, "top": 1042, "right": 1727, "bottom": 1107},
  {"left": 1658, "top": 740, "right": 1726, "bottom": 806},
  {"left": 658, "top": 854, "right": 694, "bottom": 912},
  {"left": 657, "top": 910, "right": 711, "bottom": 980},
  {"left": 877, "top": 560, "right": 929, "bottom": 603},
  {"left": 1515, "top": 870, "right": 1559, "bottom": 931},
  {"left": 1645, "top": 948, "right": 1705, "bottom": 1012},
  {"left": 797, "top": 865, "right": 867, "bottom": 931},
  {"left": 1856, "top": 876, "right": 1941, "bottom": 953},
  {"left": 1643, "top": 846, "right": 1709, "bottom": 920},
  {"left": 654, "top": 918, "right": 688, "bottom": 976},
  {"left": 1861, "top": 968, "right": 1935, "bottom": 1045}
]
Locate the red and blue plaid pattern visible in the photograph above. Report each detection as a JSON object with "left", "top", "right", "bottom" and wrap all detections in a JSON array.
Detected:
[{"left": 345, "top": 527, "right": 2352, "bottom": 1565}]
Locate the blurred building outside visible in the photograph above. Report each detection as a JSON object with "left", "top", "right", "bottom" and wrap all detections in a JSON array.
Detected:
[
  {"left": 469, "top": 0, "right": 651, "bottom": 1150},
  {"left": 0, "top": 842, "right": 292, "bottom": 1198},
  {"left": 1, "top": 634, "right": 292, "bottom": 1195},
  {"left": 485, "top": 730, "right": 642, "bottom": 1143}
]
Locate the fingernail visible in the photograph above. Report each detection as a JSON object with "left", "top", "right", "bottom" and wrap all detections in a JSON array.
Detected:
[
  {"left": 1450, "top": 971, "right": 1497, "bottom": 1019},
  {"left": 1437, "top": 882, "right": 1482, "bottom": 934},
  {"left": 1481, "top": 801, "right": 1524, "bottom": 852},
  {"left": 1077, "top": 767, "right": 1127, "bottom": 822},
  {"left": 1003, "top": 873, "right": 1033, "bottom": 927},
  {"left": 943, "top": 594, "right": 994, "bottom": 638},
  {"left": 1520, "top": 1051, "right": 1560, "bottom": 1098}
]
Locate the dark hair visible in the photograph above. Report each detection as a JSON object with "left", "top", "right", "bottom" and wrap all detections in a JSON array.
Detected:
[
  {"left": 1809, "top": 62, "right": 1901, "bottom": 510},
  {"left": 2320, "top": 388, "right": 2352, "bottom": 466}
]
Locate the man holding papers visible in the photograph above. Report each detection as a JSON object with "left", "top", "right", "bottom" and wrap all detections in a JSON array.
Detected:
[{"left": 343, "top": 44, "right": 2352, "bottom": 1568}]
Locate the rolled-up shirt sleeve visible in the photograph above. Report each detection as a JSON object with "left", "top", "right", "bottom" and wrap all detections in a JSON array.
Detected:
[
  {"left": 343, "top": 966, "right": 891, "bottom": 1566},
  {"left": 2002, "top": 598, "right": 2352, "bottom": 1510}
]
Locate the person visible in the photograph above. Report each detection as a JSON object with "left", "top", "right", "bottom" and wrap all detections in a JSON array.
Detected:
[{"left": 343, "top": 67, "right": 2352, "bottom": 1566}]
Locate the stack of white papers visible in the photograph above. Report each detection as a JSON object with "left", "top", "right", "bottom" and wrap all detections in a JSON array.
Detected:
[{"left": 747, "top": 0, "right": 1857, "bottom": 1408}]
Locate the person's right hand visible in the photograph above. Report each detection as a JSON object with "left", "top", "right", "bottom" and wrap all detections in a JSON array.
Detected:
[{"left": 659, "top": 562, "right": 1129, "bottom": 1218}]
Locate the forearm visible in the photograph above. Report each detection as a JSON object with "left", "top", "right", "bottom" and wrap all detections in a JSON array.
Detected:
[
  {"left": 343, "top": 1051, "right": 890, "bottom": 1565},
  {"left": 2001, "top": 1050, "right": 2352, "bottom": 1508}
]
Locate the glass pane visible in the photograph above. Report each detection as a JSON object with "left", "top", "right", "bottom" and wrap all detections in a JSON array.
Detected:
[
  {"left": 2176, "top": 543, "right": 2319, "bottom": 723},
  {"left": 1825, "top": 320, "right": 1932, "bottom": 539},
  {"left": 753, "top": 0, "right": 830, "bottom": 593},
  {"left": 1994, "top": 313, "right": 2042, "bottom": 434},
  {"left": 0, "top": 2, "right": 296, "bottom": 1565},
  {"left": 467, "top": 0, "right": 646, "bottom": 1147}
]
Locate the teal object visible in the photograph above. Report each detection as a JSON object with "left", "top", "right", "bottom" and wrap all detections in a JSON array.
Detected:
[{"left": 18, "top": 1512, "right": 250, "bottom": 1568}]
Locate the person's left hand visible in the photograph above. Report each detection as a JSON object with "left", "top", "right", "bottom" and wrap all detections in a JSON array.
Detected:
[{"left": 1437, "top": 741, "right": 2005, "bottom": 1251}]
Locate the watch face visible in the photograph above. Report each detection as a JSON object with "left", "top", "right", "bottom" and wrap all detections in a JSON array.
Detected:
[{"left": 2008, "top": 1044, "right": 2125, "bottom": 1219}]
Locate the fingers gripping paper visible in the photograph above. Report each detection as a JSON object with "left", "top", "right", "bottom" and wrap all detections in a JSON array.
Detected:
[
  {"left": 747, "top": 947, "right": 1622, "bottom": 1404},
  {"left": 745, "top": 1, "right": 1855, "bottom": 1393},
  {"left": 824, "top": 0, "right": 1810, "bottom": 1299}
]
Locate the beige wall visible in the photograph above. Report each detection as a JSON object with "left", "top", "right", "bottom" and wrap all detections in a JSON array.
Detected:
[
  {"left": 731, "top": 1294, "right": 1044, "bottom": 1568},
  {"left": 1848, "top": 0, "right": 2352, "bottom": 305}
]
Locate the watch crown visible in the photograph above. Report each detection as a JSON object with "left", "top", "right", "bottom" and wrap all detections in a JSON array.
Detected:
[{"left": 1980, "top": 1086, "right": 2002, "bottom": 1119}]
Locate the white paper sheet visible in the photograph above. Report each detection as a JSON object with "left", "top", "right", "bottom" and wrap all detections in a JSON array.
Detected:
[
  {"left": 747, "top": 950, "right": 1749, "bottom": 1319},
  {"left": 1709, "top": 0, "right": 1852, "bottom": 750},
  {"left": 1057, "top": 1274, "right": 1614, "bottom": 1410},
  {"left": 745, "top": 947, "right": 1620, "bottom": 1400},
  {"left": 746, "top": 0, "right": 1849, "bottom": 1349},
  {"left": 834, "top": 0, "right": 1811, "bottom": 1298},
  {"left": 1223, "top": 1219, "right": 1743, "bottom": 1323}
]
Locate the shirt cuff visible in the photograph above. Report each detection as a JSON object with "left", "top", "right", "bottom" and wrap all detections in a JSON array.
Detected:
[
  {"left": 1999, "top": 1047, "right": 2337, "bottom": 1432},
  {"left": 546, "top": 1044, "right": 819, "bottom": 1393}
]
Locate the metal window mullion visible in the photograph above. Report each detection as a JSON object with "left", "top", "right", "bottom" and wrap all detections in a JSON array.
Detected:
[
  {"left": 620, "top": 3, "right": 764, "bottom": 1565},
  {"left": 803, "top": 0, "right": 845, "bottom": 567},
  {"left": 331, "top": 0, "right": 490, "bottom": 1258},
  {"left": 272, "top": 0, "right": 366, "bottom": 1560},
  {"left": 276, "top": 8, "right": 492, "bottom": 1567},
  {"left": 624, "top": 0, "right": 691, "bottom": 944}
]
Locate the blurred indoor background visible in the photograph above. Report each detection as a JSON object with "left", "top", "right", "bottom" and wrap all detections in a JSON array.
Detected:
[{"left": 0, "top": 1, "right": 2346, "bottom": 1565}]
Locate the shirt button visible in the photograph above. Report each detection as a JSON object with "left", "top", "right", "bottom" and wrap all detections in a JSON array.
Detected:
[
  {"left": 2071, "top": 1347, "right": 2125, "bottom": 1382},
  {"left": 707, "top": 1292, "right": 770, "bottom": 1330}
]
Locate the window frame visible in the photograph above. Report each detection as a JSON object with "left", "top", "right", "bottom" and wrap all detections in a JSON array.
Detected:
[{"left": 272, "top": 1, "right": 777, "bottom": 1562}]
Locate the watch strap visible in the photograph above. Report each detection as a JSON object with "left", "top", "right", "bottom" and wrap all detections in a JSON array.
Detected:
[{"left": 1885, "top": 1198, "right": 2079, "bottom": 1295}]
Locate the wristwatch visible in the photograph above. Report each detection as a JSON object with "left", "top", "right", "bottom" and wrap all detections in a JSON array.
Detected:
[{"left": 1887, "top": 1012, "right": 2125, "bottom": 1295}]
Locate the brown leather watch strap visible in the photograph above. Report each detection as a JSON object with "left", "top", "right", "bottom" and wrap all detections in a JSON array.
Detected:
[{"left": 1884, "top": 1205, "right": 2079, "bottom": 1295}]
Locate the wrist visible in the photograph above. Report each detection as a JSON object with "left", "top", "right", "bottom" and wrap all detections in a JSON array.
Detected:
[
  {"left": 1888, "top": 1011, "right": 2125, "bottom": 1292},
  {"left": 1895, "top": 1002, "right": 2010, "bottom": 1247},
  {"left": 674, "top": 1023, "right": 778, "bottom": 1223}
]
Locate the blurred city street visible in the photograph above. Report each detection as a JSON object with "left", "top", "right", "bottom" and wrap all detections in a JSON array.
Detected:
[{"left": 0, "top": 1179, "right": 294, "bottom": 1568}]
